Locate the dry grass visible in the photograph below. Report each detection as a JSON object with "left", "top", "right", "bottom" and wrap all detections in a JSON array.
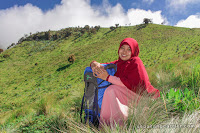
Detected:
[
  {"left": 57, "top": 93, "right": 200, "bottom": 133},
  {"left": 53, "top": 104, "right": 199, "bottom": 133}
]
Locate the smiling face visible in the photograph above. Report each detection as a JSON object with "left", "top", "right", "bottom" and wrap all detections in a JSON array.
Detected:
[{"left": 118, "top": 44, "right": 132, "bottom": 61}]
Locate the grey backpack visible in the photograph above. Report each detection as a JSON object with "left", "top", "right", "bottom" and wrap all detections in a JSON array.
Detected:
[{"left": 80, "top": 64, "right": 117, "bottom": 127}]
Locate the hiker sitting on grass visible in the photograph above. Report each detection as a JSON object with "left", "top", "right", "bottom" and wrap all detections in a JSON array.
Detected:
[{"left": 90, "top": 38, "right": 160, "bottom": 126}]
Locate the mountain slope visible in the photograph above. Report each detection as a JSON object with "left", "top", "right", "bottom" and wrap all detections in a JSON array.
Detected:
[{"left": 0, "top": 24, "right": 199, "bottom": 131}]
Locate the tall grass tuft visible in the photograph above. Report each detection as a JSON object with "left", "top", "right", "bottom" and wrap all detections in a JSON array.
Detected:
[
  {"left": 150, "top": 63, "right": 200, "bottom": 94},
  {"left": 125, "top": 93, "right": 170, "bottom": 131},
  {"left": 146, "top": 110, "right": 200, "bottom": 133},
  {"left": 53, "top": 94, "right": 199, "bottom": 133},
  {"left": 0, "top": 126, "right": 17, "bottom": 133}
]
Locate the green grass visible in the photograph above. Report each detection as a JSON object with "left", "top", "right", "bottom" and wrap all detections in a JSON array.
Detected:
[{"left": 0, "top": 24, "right": 200, "bottom": 132}]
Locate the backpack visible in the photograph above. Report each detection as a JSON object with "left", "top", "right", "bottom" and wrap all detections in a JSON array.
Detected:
[{"left": 80, "top": 64, "right": 117, "bottom": 127}]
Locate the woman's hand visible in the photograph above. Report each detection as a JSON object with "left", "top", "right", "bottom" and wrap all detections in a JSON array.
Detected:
[
  {"left": 90, "top": 61, "right": 109, "bottom": 80},
  {"left": 93, "top": 67, "right": 109, "bottom": 80},
  {"left": 90, "top": 61, "right": 101, "bottom": 69}
]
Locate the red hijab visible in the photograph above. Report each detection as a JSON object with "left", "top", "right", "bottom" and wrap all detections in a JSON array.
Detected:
[{"left": 110, "top": 38, "right": 160, "bottom": 98}]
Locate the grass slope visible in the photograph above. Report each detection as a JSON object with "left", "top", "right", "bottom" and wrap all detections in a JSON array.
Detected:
[{"left": 0, "top": 24, "right": 200, "bottom": 132}]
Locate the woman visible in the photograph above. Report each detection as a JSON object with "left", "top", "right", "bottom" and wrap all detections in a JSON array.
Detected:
[{"left": 90, "top": 38, "right": 160, "bottom": 126}]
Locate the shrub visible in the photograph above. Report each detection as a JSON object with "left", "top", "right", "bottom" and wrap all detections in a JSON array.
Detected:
[
  {"left": 80, "top": 28, "right": 86, "bottom": 34},
  {"left": 68, "top": 54, "right": 75, "bottom": 64},
  {"left": 52, "top": 33, "right": 59, "bottom": 40},
  {"left": 3, "top": 54, "right": 10, "bottom": 58},
  {"left": 45, "top": 30, "right": 52, "bottom": 40},
  {"left": 0, "top": 49, "right": 3, "bottom": 54},
  {"left": 64, "top": 30, "right": 72, "bottom": 38},
  {"left": 18, "top": 37, "right": 25, "bottom": 44},
  {"left": 84, "top": 25, "right": 90, "bottom": 31},
  {"left": 90, "top": 28, "right": 97, "bottom": 34},
  {"left": 110, "top": 26, "right": 115, "bottom": 31},
  {"left": 115, "top": 24, "right": 119, "bottom": 28},
  {"left": 143, "top": 18, "right": 152, "bottom": 24},
  {"left": 94, "top": 25, "right": 100, "bottom": 31}
]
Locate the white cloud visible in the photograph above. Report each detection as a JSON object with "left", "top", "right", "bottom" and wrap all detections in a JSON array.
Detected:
[
  {"left": 127, "top": 9, "right": 167, "bottom": 25},
  {"left": 143, "top": 0, "right": 154, "bottom": 4},
  {"left": 167, "top": 0, "right": 199, "bottom": 6},
  {"left": 0, "top": 0, "right": 166, "bottom": 49},
  {"left": 0, "top": 4, "right": 43, "bottom": 49},
  {"left": 175, "top": 14, "right": 200, "bottom": 28},
  {"left": 166, "top": 0, "right": 200, "bottom": 11}
]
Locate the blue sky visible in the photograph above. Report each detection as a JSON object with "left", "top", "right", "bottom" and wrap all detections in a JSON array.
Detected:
[
  {"left": 1, "top": 0, "right": 200, "bottom": 25},
  {"left": 0, "top": 0, "right": 200, "bottom": 49},
  {"left": 0, "top": 0, "right": 61, "bottom": 11}
]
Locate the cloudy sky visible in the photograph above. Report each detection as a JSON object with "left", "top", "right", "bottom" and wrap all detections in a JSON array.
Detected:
[{"left": 0, "top": 0, "right": 200, "bottom": 49}]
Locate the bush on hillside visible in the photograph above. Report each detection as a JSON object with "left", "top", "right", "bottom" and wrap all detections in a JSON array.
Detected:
[
  {"left": 68, "top": 54, "right": 75, "bottom": 64},
  {"left": 110, "top": 26, "right": 115, "bottom": 31},
  {"left": 115, "top": 24, "right": 119, "bottom": 28},
  {"left": 84, "top": 25, "right": 90, "bottom": 32},
  {"left": 45, "top": 30, "right": 52, "bottom": 40},
  {"left": 3, "top": 54, "right": 10, "bottom": 58},
  {"left": 94, "top": 25, "right": 100, "bottom": 31},
  {"left": 90, "top": 28, "right": 97, "bottom": 34},
  {"left": 143, "top": 18, "right": 152, "bottom": 24},
  {"left": 7, "top": 43, "right": 16, "bottom": 49},
  {"left": 0, "top": 49, "right": 3, "bottom": 54}
]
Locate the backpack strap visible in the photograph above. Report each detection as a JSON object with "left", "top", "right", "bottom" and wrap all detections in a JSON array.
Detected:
[
  {"left": 93, "top": 87, "right": 99, "bottom": 126},
  {"left": 98, "top": 84, "right": 111, "bottom": 89},
  {"left": 80, "top": 94, "right": 85, "bottom": 123},
  {"left": 104, "top": 64, "right": 117, "bottom": 71},
  {"left": 80, "top": 77, "right": 89, "bottom": 123}
]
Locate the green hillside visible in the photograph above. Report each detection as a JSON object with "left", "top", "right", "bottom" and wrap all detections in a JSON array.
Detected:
[{"left": 0, "top": 24, "right": 200, "bottom": 132}]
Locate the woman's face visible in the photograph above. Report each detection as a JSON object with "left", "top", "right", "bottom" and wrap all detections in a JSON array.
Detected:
[{"left": 119, "top": 44, "right": 132, "bottom": 61}]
